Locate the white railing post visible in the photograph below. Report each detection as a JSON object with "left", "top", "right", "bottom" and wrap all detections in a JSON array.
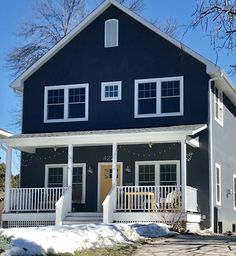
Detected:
[
  {"left": 4, "top": 146, "right": 12, "bottom": 213},
  {"left": 67, "top": 144, "right": 73, "bottom": 213},
  {"left": 112, "top": 142, "right": 117, "bottom": 186},
  {"left": 181, "top": 140, "right": 187, "bottom": 212},
  {"left": 56, "top": 187, "right": 71, "bottom": 225},
  {"left": 103, "top": 186, "right": 116, "bottom": 223}
]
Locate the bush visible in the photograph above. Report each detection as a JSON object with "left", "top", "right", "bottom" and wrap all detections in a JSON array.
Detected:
[{"left": 0, "top": 232, "right": 11, "bottom": 253}]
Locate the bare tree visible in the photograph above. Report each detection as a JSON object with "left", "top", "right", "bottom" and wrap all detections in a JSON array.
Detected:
[
  {"left": 7, "top": 0, "right": 86, "bottom": 77},
  {"left": 192, "top": 0, "right": 236, "bottom": 70},
  {"left": 111, "top": 0, "right": 144, "bottom": 13},
  {"left": 150, "top": 17, "right": 179, "bottom": 39}
]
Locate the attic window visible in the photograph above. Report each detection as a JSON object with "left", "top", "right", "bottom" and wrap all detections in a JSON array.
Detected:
[{"left": 105, "top": 19, "right": 119, "bottom": 48}]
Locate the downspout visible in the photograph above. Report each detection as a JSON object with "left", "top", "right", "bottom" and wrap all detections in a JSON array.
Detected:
[{"left": 208, "top": 73, "right": 223, "bottom": 231}]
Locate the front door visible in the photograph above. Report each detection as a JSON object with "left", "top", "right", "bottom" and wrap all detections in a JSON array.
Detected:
[{"left": 100, "top": 163, "right": 122, "bottom": 207}]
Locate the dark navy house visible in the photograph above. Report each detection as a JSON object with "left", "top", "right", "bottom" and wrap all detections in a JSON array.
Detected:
[{"left": 1, "top": 0, "right": 236, "bottom": 233}]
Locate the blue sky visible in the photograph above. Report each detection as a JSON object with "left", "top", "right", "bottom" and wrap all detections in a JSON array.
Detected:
[{"left": 0, "top": 0, "right": 235, "bottom": 171}]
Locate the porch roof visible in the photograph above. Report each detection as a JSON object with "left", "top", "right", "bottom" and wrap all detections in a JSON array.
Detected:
[{"left": 0, "top": 124, "right": 207, "bottom": 151}]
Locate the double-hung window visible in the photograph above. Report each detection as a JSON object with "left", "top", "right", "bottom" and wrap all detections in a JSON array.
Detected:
[
  {"left": 44, "top": 84, "right": 89, "bottom": 123},
  {"left": 135, "top": 76, "right": 183, "bottom": 118},
  {"left": 135, "top": 161, "right": 179, "bottom": 186},
  {"left": 215, "top": 163, "right": 221, "bottom": 205},
  {"left": 214, "top": 86, "right": 223, "bottom": 126}
]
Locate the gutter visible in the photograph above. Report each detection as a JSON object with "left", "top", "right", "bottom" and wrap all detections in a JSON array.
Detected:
[{"left": 208, "top": 73, "right": 223, "bottom": 232}]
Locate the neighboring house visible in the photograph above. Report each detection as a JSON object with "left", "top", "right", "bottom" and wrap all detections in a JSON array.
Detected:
[
  {"left": 0, "top": 129, "right": 12, "bottom": 223},
  {"left": 1, "top": 0, "right": 236, "bottom": 233}
]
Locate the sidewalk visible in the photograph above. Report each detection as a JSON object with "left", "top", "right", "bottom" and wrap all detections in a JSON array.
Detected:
[{"left": 133, "top": 235, "right": 236, "bottom": 255}]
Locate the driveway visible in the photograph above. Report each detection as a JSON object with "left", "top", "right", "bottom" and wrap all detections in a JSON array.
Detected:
[{"left": 133, "top": 235, "right": 236, "bottom": 255}]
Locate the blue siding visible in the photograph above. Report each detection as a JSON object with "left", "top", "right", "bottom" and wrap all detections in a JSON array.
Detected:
[
  {"left": 211, "top": 85, "right": 236, "bottom": 233},
  {"left": 22, "top": 5, "right": 209, "bottom": 133}
]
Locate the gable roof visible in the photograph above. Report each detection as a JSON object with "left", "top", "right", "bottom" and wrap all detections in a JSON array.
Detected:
[{"left": 11, "top": 0, "right": 236, "bottom": 105}]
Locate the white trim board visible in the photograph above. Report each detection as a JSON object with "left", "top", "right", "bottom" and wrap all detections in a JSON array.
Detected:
[
  {"left": 1, "top": 125, "right": 207, "bottom": 149},
  {"left": 12, "top": 0, "right": 221, "bottom": 93}
]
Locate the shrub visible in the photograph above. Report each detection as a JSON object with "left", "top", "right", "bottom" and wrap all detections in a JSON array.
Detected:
[{"left": 0, "top": 232, "right": 11, "bottom": 253}]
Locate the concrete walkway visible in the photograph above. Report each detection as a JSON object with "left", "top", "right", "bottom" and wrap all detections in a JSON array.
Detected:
[{"left": 133, "top": 235, "right": 236, "bottom": 255}]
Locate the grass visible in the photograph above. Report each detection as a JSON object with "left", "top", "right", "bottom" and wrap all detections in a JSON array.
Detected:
[{"left": 47, "top": 243, "right": 140, "bottom": 256}]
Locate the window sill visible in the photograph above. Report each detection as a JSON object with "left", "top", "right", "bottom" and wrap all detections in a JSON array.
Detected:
[
  {"left": 44, "top": 117, "right": 88, "bottom": 123},
  {"left": 134, "top": 112, "right": 183, "bottom": 119}
]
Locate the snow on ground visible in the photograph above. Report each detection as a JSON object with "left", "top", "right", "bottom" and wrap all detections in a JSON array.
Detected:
[{"left": 1, "top": 223, "right": 174, "bottom": 255}]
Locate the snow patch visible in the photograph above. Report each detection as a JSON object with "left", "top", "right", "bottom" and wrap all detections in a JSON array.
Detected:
[{"left": 1, "top": 223, "right": 173, "bottom": 255}]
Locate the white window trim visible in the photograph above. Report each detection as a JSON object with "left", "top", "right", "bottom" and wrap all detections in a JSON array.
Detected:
[
  {"left": 44, "top": 84, "right": 89, "bottom": 123},
  {"left": 101, "top": 81, "right": 122, "bottom": 101},
  {"left": 104, "top": 19, "right": 119, "bottom": 48},
  {"left": 215, "top": 163, "right": 221, "bottom": 206},
  {"left": 135, "top": 160, "right": 180, "bottom": 186},
  {"left": 233, "top": 174, "right": 236, "bottom": 210},
  {"left": 134, "top": 76, "right": 184, "bottom": 118},
  {"left": 214, "top": 86, "right": 224, "bottom": 127},
  {"left": 45, "top": 164, "right": 68, "bottom": 188}
]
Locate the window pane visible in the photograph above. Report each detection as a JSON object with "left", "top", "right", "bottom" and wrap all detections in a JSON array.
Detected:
[
  {"left": 47, "top": 89, "right": 64, "bottom": 120},
  {"left": 138, "top": 99, "right": 156, "bottom": 114},
  {"left": 162, "top": 97, "right": 180, "bottom": 113},
  {"left": 138, "top": 165, "right": 155, "bottom": 186},
  {"left": 48, "top": 167, "right": 63, "bottom": 187},
  {"left": 68, "top": 87, "right": 86, "bottom": 118},
  {"left": 138, "top": 82, "right": 156, "bottom": 115},
  {"left": 103, "top": 84, "right": 120, "bottom": 99},
  {"left": 72, "top": 167, "right": 83, "bottom": 203},
  {"left": 160, "top": 164, "right": 177, "bottom": 186},
  {"left": 69, "top": 103, "right": 85, "bottom": 118},
  {"left": 48, "top": 105, "right": 64, "bottom": 120},
  {"left": 161, "top": 80, "right": 180, "bottom": 114}
]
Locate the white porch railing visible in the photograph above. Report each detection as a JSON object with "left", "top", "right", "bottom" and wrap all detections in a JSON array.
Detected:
[
  {"left": 186, "top": 186, "right": 198, "bottom": 212},
  {"left": 116, "top": 185, "right": 198, "bottom": 213},
  {"left": 9, "top": 187, "right": 67, "bottom": 212}
]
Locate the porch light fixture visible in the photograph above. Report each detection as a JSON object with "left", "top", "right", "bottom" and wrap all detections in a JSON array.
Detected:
[
  {"left": 148, "top": 142, "right": 153, "bottom": 149},
  {"left": 87, "top": 166, "right": 93, "bottom": 174},
  {"left": 54, "top": 146, "right": 57, "bottom": 152},
  {"left": 125, "top": 165, "right": 131, "bottom": 173}
]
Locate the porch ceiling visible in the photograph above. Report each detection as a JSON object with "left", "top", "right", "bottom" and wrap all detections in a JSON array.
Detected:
[{"left": 0, "top": 124, "right": 207, "bottom": 151}]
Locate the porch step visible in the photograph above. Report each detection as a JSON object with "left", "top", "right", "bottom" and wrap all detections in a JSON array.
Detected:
[{"left": 62, "top": 212, "right": 103, "bottom": 225}]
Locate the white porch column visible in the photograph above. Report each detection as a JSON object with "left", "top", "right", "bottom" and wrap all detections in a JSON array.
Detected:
[
  {"left": 112, "top": 142, "right": 117, "bottom": 186},
  {"left": 4, "top": 146, "right": 12, "bottom": 213},
  {"left": 67, "top": 144, "right": 73, "bottom": 212},
  {"left": 181, "top": 140, "right": 187, "bottom": 212}
]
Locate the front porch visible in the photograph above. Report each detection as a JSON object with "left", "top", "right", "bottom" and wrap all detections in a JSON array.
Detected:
[{"left": 0, "top": 125, "right": 206, "bottom": 229}]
